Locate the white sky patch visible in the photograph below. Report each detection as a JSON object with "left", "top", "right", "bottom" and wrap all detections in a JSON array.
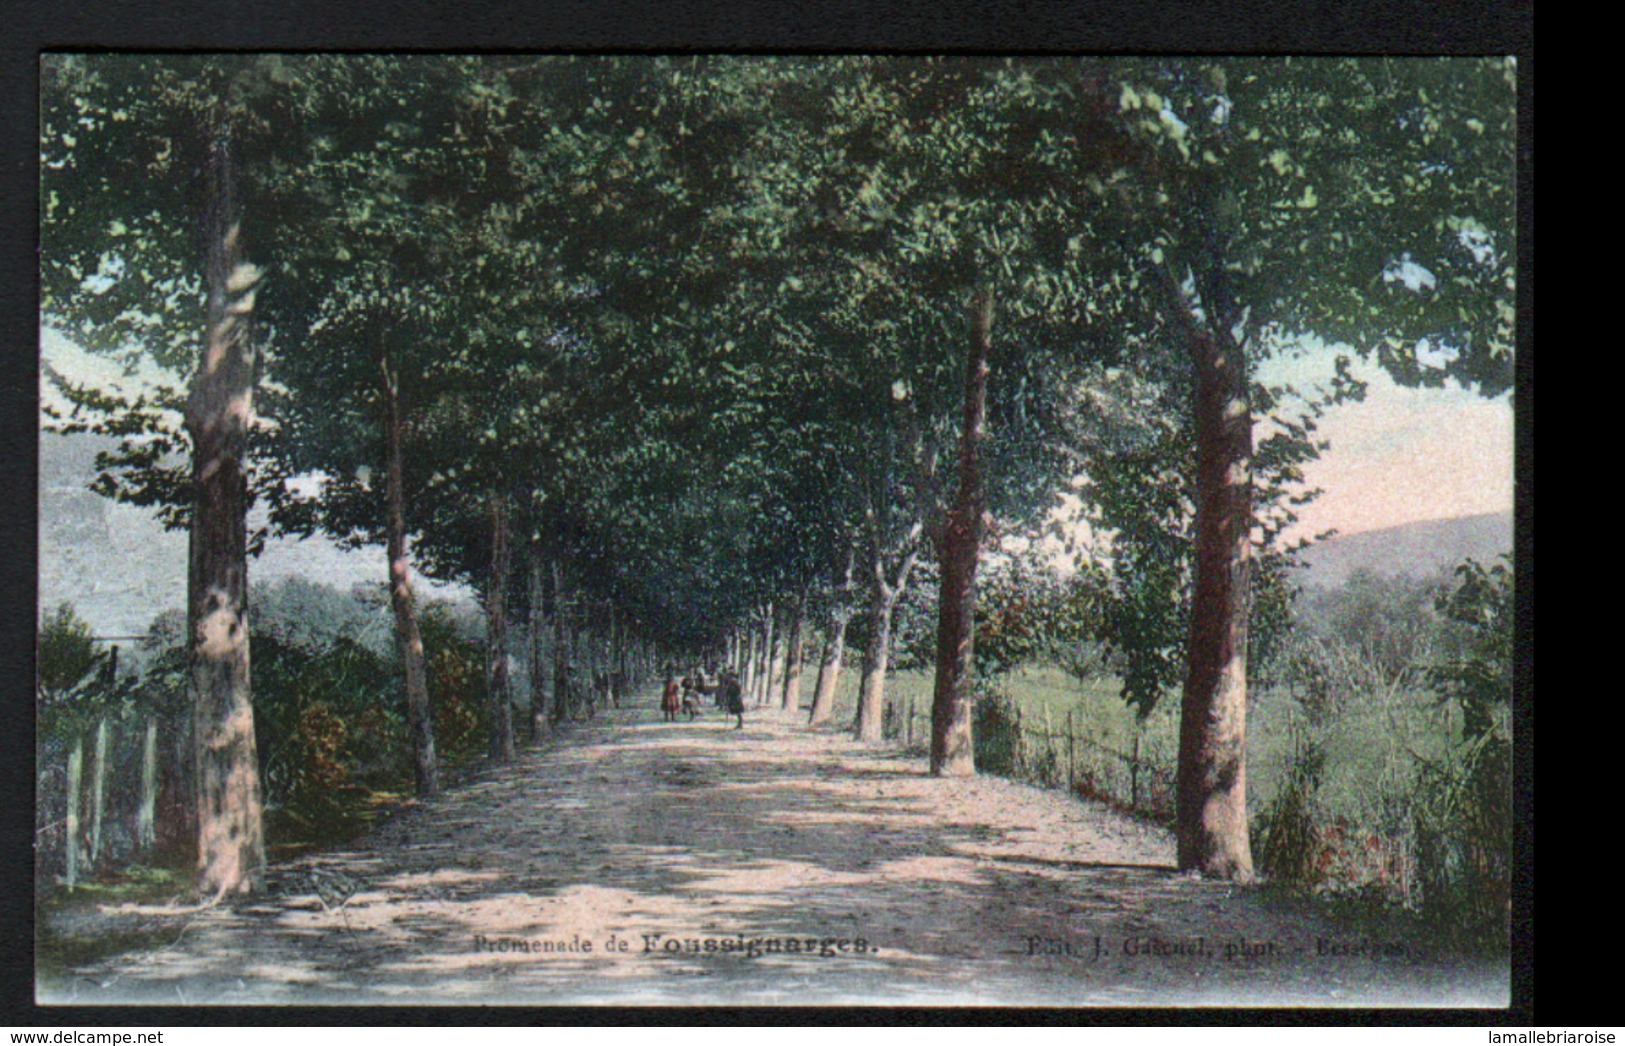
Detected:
[
  {"left": 1457, "top": 222, "right": 1495, "bottom": 266},
  {"left": 1158, "top": 105, "right": 1189, "bottom": 140},
  {"left": 1414, "top": 337, "right": 1460, "bottom": 370},
  {"left": 40, "top": 324, "right": 187, "bottom": 426},
  {"left": 1382, "top": 254, "right": 1437, "bottom": 293},
  {"left": 1257, "top": 339, "right": 1513, "bottom": 542}
]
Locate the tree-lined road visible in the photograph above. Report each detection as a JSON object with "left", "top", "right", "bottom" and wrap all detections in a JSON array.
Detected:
[{"left": 49, "top": 694, "right": 1507, "bottom": 1007}]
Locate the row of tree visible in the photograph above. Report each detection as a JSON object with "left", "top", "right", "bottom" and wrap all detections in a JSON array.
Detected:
[{"left": 41, "top": 56, "right": 1514, "bottom": 895}]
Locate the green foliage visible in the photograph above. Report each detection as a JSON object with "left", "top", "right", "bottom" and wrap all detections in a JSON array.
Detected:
[
  {"left": 971, "top": 688, "right": 1024, "bottom": 778},
  {"left": 38, "top": 603, "right": 102, "bottom": 699},
  {"left": 420, "top": 604, "right": 490, "bottom": 759},
  {"left": 37, "top": 604, "right": 136, "bottom": 742},
  {"left": 252, "top": 631, "right": 403, "bottom": 808},
  {"left": 1430, "top": 556, "right": 1513, "bottom": 744},
  {"left": 1245, "top": 562, "right": 1510, "bottom": 948}
]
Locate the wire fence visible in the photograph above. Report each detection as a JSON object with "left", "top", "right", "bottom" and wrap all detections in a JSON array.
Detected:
[{"left": 883, "top": 697, "right": 1178, "bottom": 824}]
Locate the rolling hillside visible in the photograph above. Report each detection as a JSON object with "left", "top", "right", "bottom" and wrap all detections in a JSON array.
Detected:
[{"left": 1295, "top": 511, "right": 1515, "bottom": 588}]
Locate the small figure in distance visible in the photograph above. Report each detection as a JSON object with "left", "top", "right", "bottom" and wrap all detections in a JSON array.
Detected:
[
  {"left": 679, "top": 673, "right": 700, "bottom": 720},
  {"left": 722, "top": 667, "right": 745, "bottom": 731},
  {"left": 661, "top": 674, "right": 681, "bottom": 723}
]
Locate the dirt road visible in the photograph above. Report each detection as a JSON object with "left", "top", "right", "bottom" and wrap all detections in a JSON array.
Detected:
[{"left": 45, "top": 692, "right": 1509, "bottom": 1006}]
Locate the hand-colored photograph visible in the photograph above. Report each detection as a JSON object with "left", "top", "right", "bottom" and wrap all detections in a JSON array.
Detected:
[{"left": 35, "top": 55, "right": 1517, "bottom": 1006}]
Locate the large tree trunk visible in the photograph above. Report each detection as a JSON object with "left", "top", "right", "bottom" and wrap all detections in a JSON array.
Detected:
[
  {"left": 486, "top": 493, "right": 517, "bottom": 763},
  {"left": 380, "top": 347, "right": 439, "bottom": 796},
  {"left": 780, "top": 593, "right": 808, "bottom": 712},
  {"left": 1175, "top": 323, "right": 1255, "bottom": 880},
  {"left": 185, "top": 127, "right": 265, "bottom": 898},
  {"left": 930, "top": 286, "right": 993, "bottom": 778}
]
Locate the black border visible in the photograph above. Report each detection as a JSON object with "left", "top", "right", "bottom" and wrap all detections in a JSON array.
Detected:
[{"left": 2, "top": 0, "right": 1536, "bottom": 1029}]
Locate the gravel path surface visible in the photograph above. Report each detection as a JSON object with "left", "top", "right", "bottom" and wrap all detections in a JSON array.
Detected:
[{"left": 44, "top": 691, "right": 1508, "bottom": 1006}]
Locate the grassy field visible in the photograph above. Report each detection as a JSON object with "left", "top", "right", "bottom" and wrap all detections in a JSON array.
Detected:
[{"left": 803, "top": 658, "right": 1460, "bottom": 833}]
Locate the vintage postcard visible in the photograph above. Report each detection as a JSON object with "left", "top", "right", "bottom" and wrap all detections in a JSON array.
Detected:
[{"left": 34, "top": 54, "right": 1518, "bottom": 1007}]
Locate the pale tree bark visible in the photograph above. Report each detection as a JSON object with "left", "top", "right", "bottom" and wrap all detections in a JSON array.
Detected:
[
  {"left": 1175, "top": 320, "right": 1256, "bottom": 880},
  {"left": 930, "top": 286, "right": 993, "bottom": 778},
  {"left": 380, "top": 346, "right": 439, "bottom": 796},
  {"left": 756, "top": 604, "right": 777, "bottom": 707},
  {"left": 808, "top": 546, "right": 857, "bottom": 727},
  {"left": 185, "top": 126, "right": 265, "bottom": 897},
  {"left": 807, "top": 616, "right": 849, "bottom": 727},
  {"left": 854, "top": 543, "right": 920, "bottom": 745},
  {"left": 742, "top": 627, "right": 759, "bottom": 704},
  {"left": 486, "top": 493, "right": 517, "bottom": 763}
]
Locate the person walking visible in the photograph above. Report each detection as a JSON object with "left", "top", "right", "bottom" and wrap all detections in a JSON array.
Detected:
[
  {"left": 661, "top": 675, "right": 681, "bottom": 723},
  {"left": 721, "top": 668, "right": 745, "bottom": 731}
]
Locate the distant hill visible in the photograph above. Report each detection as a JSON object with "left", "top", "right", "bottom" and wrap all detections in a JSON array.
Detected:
[
  {"left": 1295, "top": 512, "right": 1514, "bottom": 588},
  {"left": 39, "top": 431, "right": 470, "bottom": 641}
]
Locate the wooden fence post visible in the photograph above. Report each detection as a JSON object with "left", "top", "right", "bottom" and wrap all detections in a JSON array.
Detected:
[
  {"left": 89, "top": 717, "right": 109, "bottom": 864},
  {"left": 138, "top": 716, "right": 157, "bottom": 849},
  {"left": 65, "top": 737, "right": 83, "bottom": 891},
  {"left": 1066, "top": 710, "right": 1075, "bottom": 793},
  {"left": 905, "top": 698, "right": 914, "bottom": 747},
  {"left": 1131, "top": 734, "right": 1141, "bottom": 809},
  {"left": 1042, "top": 705, "right": 1053, "bottom": 786}
]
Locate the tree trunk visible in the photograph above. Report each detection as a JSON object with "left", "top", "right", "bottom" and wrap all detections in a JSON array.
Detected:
[
  {"left": 380, "top": 347, "right": 439, "bottom": 796},
  {"left": 486, "top": 493, "right": 517, "bottom": 762},
  {"left": 808, "top": 547, "right": 856, "bottom": 726},
  {"left": 185, "top": 126, "right": 265, "bottom": 898},
  {"left": 854, "top": 592, "right": 894, "bottom": 744},
  {"left": 855, "top": 540, "right": 919, "bottom": 744},
  {"left": 768, "top": 601, "right": 790, "bottom": 705},
  {"left": 930, "top": 285, "right": 993, "bottom": 778},
  {"left": 527, "top": 546, "right": 548, "bottom": 739},
  {"left": 756, "top": 604, "right": 777, "bottom": 707},
  {"left": 551, "top": 559, "right": 571, "bottom": 724},
  {"left": 742, "top": 627, "right": 759, "bottom": 703},
  {"left": 137, "top": 717, "right": 157, "bottom": 849},
  {"left": 808, "top": 613, "right": 849, "bottom": 727},
  {"left": 158, "top": 709, "right": 195, "bottom": 857},
  {"left": 780, "top": 593, "right": 808, "bottom": 712},
  {"left": 1175, "top": 323, "right": 1256, "bottom": 880}
]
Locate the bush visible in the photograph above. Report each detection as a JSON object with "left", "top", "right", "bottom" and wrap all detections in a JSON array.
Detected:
[
  {"left": 972, "top": 688, "right": 1024, "bottom": 777},
  {"left": 1256, "top": 738, "right": 1327, "bottom": 886},
  {"left": 254, "top": 632, "right": 405, "bottom": 809},
  {"left": 421, "top": 604, "right": 489, "bottom": 759}
]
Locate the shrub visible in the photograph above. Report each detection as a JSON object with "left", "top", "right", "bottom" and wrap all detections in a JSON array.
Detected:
[{"left": 972, "top": 688, "right": 1024, "bottom": 777}]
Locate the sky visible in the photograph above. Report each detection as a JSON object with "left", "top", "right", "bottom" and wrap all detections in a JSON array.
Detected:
[
  {"left": 1254, "top": 337, "right": 1515, "bottom": 542},
  {"left": 42, "top": 323, "right": 1517, "bottom": 566}
]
